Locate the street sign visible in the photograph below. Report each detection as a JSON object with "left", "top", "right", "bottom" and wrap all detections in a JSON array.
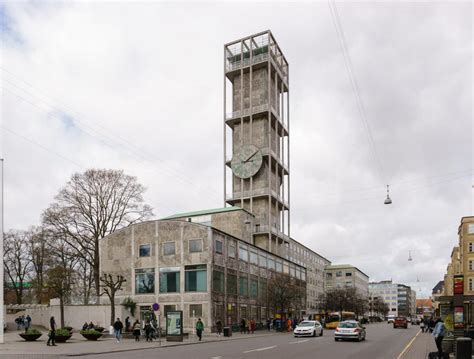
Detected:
[{"left": 152, "top": 303, "right": 160, "bottom": 311}]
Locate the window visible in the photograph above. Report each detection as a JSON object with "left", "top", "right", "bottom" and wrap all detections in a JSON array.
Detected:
[
  {"left": 163, "top": 242, "right": 176, "bottom": 256},
  {"left": 228, "top": 242, "right": 236, "bottom": 258},
  {"left": 275, "top": 260, "right": 283, "bottom": 273},
  {"left": 469, "top": 224, "right": 474, "bottom": 234},
  {"left": 283, "top": 261, "right": 289, "bottom": 274},
  {"left": 164, "top": 305, "right": 176, "bottom": 316},
  {"left": 227, "top": 273, "right": 237, "bottom": 295},
  {"left": 189, "top": 304, "right": 202, "bottom": 317},
  {"left": 135, "top": 268, "right": 155, "bottom": 294},
  {"left": 189, "top": 239, "right": 203, "bottom": 253},
  {"left": 159, "top": 267, "right": 180, "bottom": 293},
  {"left": 239, "top": 275, "right": 248, "bottom": 296},
  {"left": 470, "top": 242, "right": 473, "bottom": 253},
  {"left": 250, "top": 277, "right": 258, "bottom": 299},
  {"left": 259, "top": 253, "right": 267, "bottom": 268},
  {"left": 326, "top": 273, "right": 333, "bottom": 279},
  {"left": 267, "top": 256, "right": 275, "bottom": 270},
  {"left": 470, "top": 260, "right": 474, "bottom": 271},
  {"left": 301, "top": 270, "right": 306, "bottom": 281},
  {"left": 470, "top": 278, "right": 474, "bottom": 291},
  {"left": 139, "top": 244, "right": 151, "bottom": 257},
  {"left": 336, "top": 271, "right": 342, "bottom": 277},
  {"left": 289, "top": 266, "right": 295, "bottom": 277},
  {"left": 215, "top": 240, "right": 223, "bottom": 254},
  {"left": 185, "top": 265, "right": 207, "bottom": 292},
  {"left": 345, "top": 272, "right": 352, "bottom": 277},
  {"left": 213, "top": 270, "right": 225, "bottom": 293},
  {"left": 250, "top": 250, "right": 258, "bottom": 265},
  {"left": 239, "top": 245, "right": 248, "bottom": 261}
]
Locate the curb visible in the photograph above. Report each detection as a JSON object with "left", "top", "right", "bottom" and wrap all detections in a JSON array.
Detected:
[{"left": 66, "top": 332, "right": 287, "bottom": 357}]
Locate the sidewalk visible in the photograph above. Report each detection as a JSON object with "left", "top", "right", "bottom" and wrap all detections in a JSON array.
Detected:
[
  {"left": 400, "top": 330, "right": 446, "bottom": 359},
  {"left": 0, "top": 328, "right": 286, "bottom": 357}
]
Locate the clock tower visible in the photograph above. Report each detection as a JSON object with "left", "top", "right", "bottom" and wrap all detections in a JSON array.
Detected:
[{"left": 224, "top": 31, "right": 290, "bottom": 255}]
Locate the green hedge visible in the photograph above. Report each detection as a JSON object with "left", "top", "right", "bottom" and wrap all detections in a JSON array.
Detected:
[
  {"left": 25, "top": 328, "right": 41, "bottom": 335},
  {"left": 80, "top": 329, "right": 101, "bottom": 336}
]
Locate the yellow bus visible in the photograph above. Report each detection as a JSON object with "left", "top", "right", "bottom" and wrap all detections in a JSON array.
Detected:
[{"left": 325, "top": 312, "right": 356, "bottom": 329}]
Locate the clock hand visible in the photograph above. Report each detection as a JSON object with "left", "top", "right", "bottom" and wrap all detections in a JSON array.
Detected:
[{"left": 244, "top": 151, "right": 258, "bottom": 162}]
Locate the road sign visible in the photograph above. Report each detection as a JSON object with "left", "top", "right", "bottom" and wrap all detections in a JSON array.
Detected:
[{"left": 152, "top": 303, "right": 160, "bottom": 311}]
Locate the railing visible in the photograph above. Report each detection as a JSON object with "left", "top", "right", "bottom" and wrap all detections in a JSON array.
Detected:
[
  {"left": 226, "top": 188, "right": 288, "bottom": 208},
  {"left": 225, "top": 103, "right": 269, "bottom": 120},
  {"left": 226, "top": 52, "right": 269, "bottom": 72}
]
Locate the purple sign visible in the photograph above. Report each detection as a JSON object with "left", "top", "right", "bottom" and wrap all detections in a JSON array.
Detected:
[{"left": 152, "top": 303, "right": 160, "bottom": 311}]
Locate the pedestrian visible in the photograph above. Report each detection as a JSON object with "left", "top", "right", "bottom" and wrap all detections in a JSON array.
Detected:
[
  {"left": 216, "top": 320, "right": 223, "bottom": 336},
  {"left": 82, "top": 322, "right": 88, "bottom": 331},
  {"left": 420, "top": 320, "right": 426, "bottom": 333},
  {"left": 144, "top": 321, "right": 154, "bottom": 342},
  {"left": 87, "top": 321, "right": 95, "bottom": 330},
  {"left": 15, "top": 316, "right": 21, "bottom": 330},
  {"left": 47, "top": 316, "right": 57, "bottom": 346},
  {"left": 132, "top": 320, "right": 141, "bottom": 341},
  {"left": 250, "top": 319, "right": 255, "bottom": 334},
  {"left": 292, "top": 318, "right": 297, "bottom": 330},
  {"left": 196, "top": 318, "right": 204, "bottom": 341},
  {"left": 287, "top": 318, "right": 292, "bottom": 332},
  {"left": 429, "top": 318, "right": 435, "bottom": 333},
  {"left": 24, "top": 315, "right": 32, "bottom": 333},
  {"left": 113, "top": 318, "right": 123, "bottom": 343},
  {"left": 266, "top": 318, "right": 271, "bottom": 331},
  {"left": 125, "top": 316, "right": 130, "bottom": 332},
  {"left": 432, "top": 318, "right": 446, "bottom": 359},
  {"left": 240, "top": 318, "right": 246, "bottom": 334}
]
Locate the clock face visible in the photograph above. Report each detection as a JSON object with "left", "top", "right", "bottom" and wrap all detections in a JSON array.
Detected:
[{"left": 231, "top": 145, "right": 263, "bottom": 179}]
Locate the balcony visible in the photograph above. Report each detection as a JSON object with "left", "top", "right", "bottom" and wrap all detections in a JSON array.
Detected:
[
  {"left": 225, "top": 103, "right": 289, "bottom": 135},
  {"left": 226, "top": 188, "right": 289, "bottom": 209}
]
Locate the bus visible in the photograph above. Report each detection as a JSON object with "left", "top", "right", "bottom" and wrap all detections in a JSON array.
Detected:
[{"left": 325, "top": 312, "right": 356, "bottom": 329}]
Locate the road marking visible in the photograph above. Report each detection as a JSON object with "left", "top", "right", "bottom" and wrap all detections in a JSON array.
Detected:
[
  {"left": 243, "top": 345, "right": 277, "bottom": 353},
  {"left": 396, "top": 330, "right": 421, "bottom": 359},
  {"left": 210, "top": 357, "right": 222, "bottom": 359},
  {"left": 289, "top": 339, "right": 309, "bottom": 344}
]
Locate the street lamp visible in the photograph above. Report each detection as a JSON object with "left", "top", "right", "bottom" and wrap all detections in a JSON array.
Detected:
[{"left": 384, "top": 185, "right": 392, "bottom": 205}]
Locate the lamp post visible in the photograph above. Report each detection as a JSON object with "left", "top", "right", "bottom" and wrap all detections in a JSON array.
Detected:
[
  {"left": 0, "top": 159, "right": 4, "bottom": 344},
  {"left": 384, "top": 185, "right": 392, "bottom": 205}
]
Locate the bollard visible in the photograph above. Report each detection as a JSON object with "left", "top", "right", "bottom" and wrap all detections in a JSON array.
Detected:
[{"left": 456, "top": 337, "right": 472, "bottom": 359}]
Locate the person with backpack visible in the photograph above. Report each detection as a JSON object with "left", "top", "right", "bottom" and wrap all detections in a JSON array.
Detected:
[
  {"left": 113, "top": 318, "right": 123, "bottom": 343},
  {"left": 196, "top": 318, "right": 204, "bottom": 341}
]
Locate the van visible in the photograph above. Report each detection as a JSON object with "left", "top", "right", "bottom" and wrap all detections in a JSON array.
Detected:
[{"left": 387, "top": 314, "right": 396, "bottom": 324}]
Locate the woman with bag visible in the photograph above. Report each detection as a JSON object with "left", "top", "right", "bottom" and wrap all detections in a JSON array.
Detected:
[{"left": 132, "top": 320, "right": 141, "bottom": 341}]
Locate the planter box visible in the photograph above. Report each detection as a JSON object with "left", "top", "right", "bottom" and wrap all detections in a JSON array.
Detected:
[
  {"left": 442, "top": 337, "right": 455, "bottom": 354},
  {"left": 81, "top": 333, "right": 102, "bottom": 341},
  {"left": 55, "top": 335, "right": 72, "bottom": 343},
  {"left": 19, "top": 333, "right": 42, "bottom": 341}
]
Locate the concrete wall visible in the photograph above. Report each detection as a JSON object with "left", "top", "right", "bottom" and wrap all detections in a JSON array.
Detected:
[{"left": 25, "top": 304, "right": 125, "bottom": 330}]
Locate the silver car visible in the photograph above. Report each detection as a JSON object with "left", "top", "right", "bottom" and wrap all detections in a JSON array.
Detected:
[
  {"left": 293, "top": 320, "right": 323, "bottom": 337},
  {"left": 334, "top": 320, "right": 366, "bottom": 342}
]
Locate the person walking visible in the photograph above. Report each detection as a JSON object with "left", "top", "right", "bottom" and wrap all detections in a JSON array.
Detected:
[
  {"left": 47, "top": 316, "right": 57, "bottom": 346},
  {"left": 216, "top": 320, "right": 223, "bottom": 336},
  {"left": 113, "top": 318, "right": 123, "bottom": 343},
  {"left": 125, "top": 316, "right": 130, "bottom": 332},
  {"left": 250, "top": 319, "right": 255, "bottom": 334},
  {"left": 240, "top": 318, "right": 246, "bottom": 334},
  {"left": 144, "top": 321, "right": 154, "bottom": 342},
  {"left": 420, "top": 320, "right": 426, "bottom": 333},
  {"left": 24, "top": 315, "right": 32, "bottom": 333},
  {"left": 196, "top": 318, "right": 204, "bottom": 341},
  {"left": 432, "top": 318, "right": 446, "bottom": 359},
  {"left": 132, "top": 320, "right": 141, "bottom": 341},
  {"left": 266, "top": 318, "right": 271, "bottom": 331}
]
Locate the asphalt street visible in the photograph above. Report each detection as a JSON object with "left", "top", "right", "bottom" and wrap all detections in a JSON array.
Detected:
[{"left": 80, "top": 323, "right": 421, "bottom": 359}]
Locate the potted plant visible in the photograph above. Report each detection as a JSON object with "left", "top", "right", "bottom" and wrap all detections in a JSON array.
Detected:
[
  {"left": 94, "top": 326, "right": 105, "bottom": 333},
  {"left": 63, "top": 326, "right": 73, "bottom": 332},
  {"left": 80, "top": 329, "right": 103, "bottom": 341},
  {"left": 55, "top": 328, "right": 73, "bottom": 343},
  {"left": 19, "top": 328, "right": 42, "bottom": 341}
]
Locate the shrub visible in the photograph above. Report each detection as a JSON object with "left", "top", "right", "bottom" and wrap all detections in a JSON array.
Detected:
[
  {"left": 25, "top": 328, "right": 41, "bottom": 335},
  {"left": 56, "top": 328, "right": 72, "bottom": 336},
  {"left": 64, "top": 326, "right": 73, "bottom": 332},
  {"left": 80, "top": 329, "right": 101, "bottom": 336}
]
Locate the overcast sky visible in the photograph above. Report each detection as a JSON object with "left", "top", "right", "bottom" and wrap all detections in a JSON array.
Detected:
[{"left": 1, "top": 1, "right": 472, "bottom": 298}]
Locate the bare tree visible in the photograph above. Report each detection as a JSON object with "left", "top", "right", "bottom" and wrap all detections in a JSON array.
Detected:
[
  {"left": 42, "top": 169, "right": 153, "bottom": 300},
  {"left": 266, "top": 272, "right": 306, "bottom": 318},
  {"left": 46, "top": 266, "right": 74, "bottom": 328},
  {"left": 100, "top": 273, "right": 126, "bottom": 326},
  {"left": 4, "top": 230, "right": 32, "bottom": 304},
  {"left": 27, "top": 227, "right": 50, "bottom": 303}
]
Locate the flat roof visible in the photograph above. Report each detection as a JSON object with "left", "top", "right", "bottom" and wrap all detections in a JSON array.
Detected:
[
  {"left": 325, "top": 264, "right": 369, "bottom": 278},
  {"left": 161, "top": 206, "right": 253, "bottom": 220}
]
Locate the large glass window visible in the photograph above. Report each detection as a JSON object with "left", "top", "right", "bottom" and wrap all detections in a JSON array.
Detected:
[
  {"left": 213, "top": 270, "right": 225, "bottom": 293},
  {"left": 259, "top": 252, "right": 267, "bottom": 268},
  {"left": 135, "top": 268, "right": 155, "bottom": 294},
  {"left": 159, "top": 267, "right": 180, "bottom": 293},
  {"left": 267, "top": 256, "right": 275, "bottom": 271},
  {"left": 250, "top": 250, "right": 258, "bottom": 265},
  {"left": 275, "top": 260, "right": 283, "bottom": 273},
  {"left": 228, "top": 242, "right": 236, "bottom": 258},
  {"left": 189, "top": 239, "right": 203, "bottom": 253},
  {"left": 139, "top": 244, "right": 151, "bottom": 257},
  {"left": 227, "top": 273, "right": 237, "bottom": 295},
  {"left": 239, "top": 275, "right": 248, "bottom": 296},
  {"left": 185, "top": 265, "right": 207, "bottom": 292},
  {"left": 283, "top": 261, "right": 289, "bottom": 274},
  {"left": 301, "top": 270, "right": 306, "bottom": 281},
  {"left": 259, "top": 279, "right": 267, "bottom": 301},
  {"left": 215, "top": 240, "right": 223, "bottom": 254},
  {"left": 163, "top": 242, "right": 176, "bottom": 256},
  {"left": 190, "top": 304, "right": 202, "bottom": 317},
  {"left": 239, "top": 245, "right": 248, "bottom": 261},
  {"left": 250, "top": 277, "right": 258, "bottom": 299}
]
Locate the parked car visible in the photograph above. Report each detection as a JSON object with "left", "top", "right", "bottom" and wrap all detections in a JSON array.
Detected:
[
  {"left": 293, "top": 320, "right": 323, "bottom": 337},
  {"left": 393, "top": 317, "right": 408, "bottom": 329},
  {"left": 334, "top": 320, "right": 366, "bottom": 342},
  {"left": 387, "top": 314, "right": 396, "bottom": 324}
]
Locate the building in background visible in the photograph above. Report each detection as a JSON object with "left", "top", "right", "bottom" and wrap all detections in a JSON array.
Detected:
[
  {"left": 325, "top": 264, "right": 369, "bottom": 298},
  {"left": 397, "top": 284, "right": 415, "bottom": 317},
  {"left": 416, "top": 299, "right": 434, "bottom": 318},
  {"left": 369, "top": 280, "right": 399, "bottom": 315}
]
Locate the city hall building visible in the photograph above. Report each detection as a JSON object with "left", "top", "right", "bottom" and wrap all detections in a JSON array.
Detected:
[{"left": 100, "top": 31, "right": 329, "bottom": 332}]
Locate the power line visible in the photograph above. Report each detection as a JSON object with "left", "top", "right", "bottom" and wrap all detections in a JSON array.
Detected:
[{"left": 328, "top": 0, "right": 386, "bottom": 185}]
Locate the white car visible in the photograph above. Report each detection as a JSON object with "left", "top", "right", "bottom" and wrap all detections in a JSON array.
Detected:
[
  {"left": 334, "top": 320, "right": 366, "bottom": 342},
  {"left": 293, "top": 320, "right": 323, "bottom": 337}
]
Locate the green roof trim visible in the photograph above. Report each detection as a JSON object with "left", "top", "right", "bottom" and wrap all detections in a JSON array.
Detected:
[
  {"left": 161, "top": 207, "right": 248, "bottom": 220},
  {"left": 325, "top": 264, "right": 369, "bottom": 278}
]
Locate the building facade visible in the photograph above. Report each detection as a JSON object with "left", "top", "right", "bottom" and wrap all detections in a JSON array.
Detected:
[
  {"left": 369, "top": 280, "right": 399, "bottom": 316},
  {"left": 325, "top": 264, "right": 369, "bottom": 298},
  {"left": 99, "top": 211, "right": 306, "bottom": 333}
]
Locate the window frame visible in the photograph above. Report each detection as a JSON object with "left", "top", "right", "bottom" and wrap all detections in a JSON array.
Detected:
[
  {"left": 215, "top": 239, "right": 223, "bottom": 255},
  {"left": 159, "top": 267, "right": 180, "bottom": 293},
  {"left": 163, "top": 241, "right": 176, "bottom": 256},
  {"left": 135, "top": 268, "right": 155, "bottom": 294},
  {"left": 189, "top": 239, "right": 203, "bottom": 253},
  {"left": 185, "top": 264, "right": 207, "bottom": 292},
  {"left": 139, "top": 244, "right": 152, "bottom": 257}
]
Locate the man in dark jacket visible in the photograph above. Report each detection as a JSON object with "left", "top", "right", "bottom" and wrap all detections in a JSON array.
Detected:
[
  {"left": 113, "top": 318, "right": 124, "bottom": 343},
  {"left": 47, "top": 316, "right": 56, "bottom": 346}
]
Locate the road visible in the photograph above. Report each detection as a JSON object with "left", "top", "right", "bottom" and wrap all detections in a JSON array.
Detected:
[{"left": 81, "top": 323, "right": 420, "bottom": 359}]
